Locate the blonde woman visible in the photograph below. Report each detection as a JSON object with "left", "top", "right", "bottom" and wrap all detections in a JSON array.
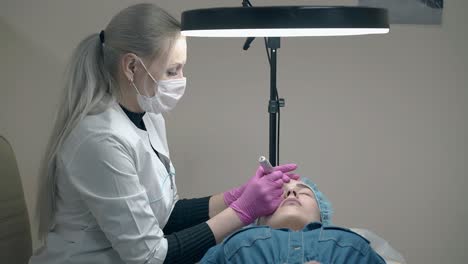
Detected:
[{"left": 29, "top": 3, "right": 298, "bottom": 264}]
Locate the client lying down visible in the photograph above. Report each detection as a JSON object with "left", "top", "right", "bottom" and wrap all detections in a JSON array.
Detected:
[{"left": 201, "top": 177, "right": 404, "bottom": 264}]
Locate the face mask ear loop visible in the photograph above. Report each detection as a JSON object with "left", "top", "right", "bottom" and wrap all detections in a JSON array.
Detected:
[
  {"left": 137, "top": 57, "right": 159, "bottom": 87},
  {"left": 131, "top": 81, "right": 140, "bottom": 96},
  {"left": 128, "top": 76, "right": 142, "bottom": 96}
]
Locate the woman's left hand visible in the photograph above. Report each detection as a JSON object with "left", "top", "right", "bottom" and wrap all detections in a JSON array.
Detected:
[{"left": 223, "top": 164, "right": 299, "bottom": 206}]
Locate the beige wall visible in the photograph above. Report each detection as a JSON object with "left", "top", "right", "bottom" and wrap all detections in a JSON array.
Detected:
[{"left": 1, "top": 0, "right": 467, "bottom": 263}]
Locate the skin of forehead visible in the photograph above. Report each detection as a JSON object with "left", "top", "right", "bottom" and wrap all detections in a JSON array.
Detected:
[{"left": 167, "top": 38, "right": 186, "bottom": 66}]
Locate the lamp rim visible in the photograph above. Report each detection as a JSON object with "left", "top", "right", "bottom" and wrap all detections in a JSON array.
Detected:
[{"left": 181, "top": 6, "right": 389, "bottom": 37}]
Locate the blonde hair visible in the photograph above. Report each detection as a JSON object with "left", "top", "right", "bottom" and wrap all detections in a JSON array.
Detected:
[{"left": 36, "top": 3, "right": 181, "bottom": 241}]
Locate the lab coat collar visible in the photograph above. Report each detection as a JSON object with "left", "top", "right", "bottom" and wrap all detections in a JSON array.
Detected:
[{"left": 112, "top": 103, "right": 170, "bottom": 158}]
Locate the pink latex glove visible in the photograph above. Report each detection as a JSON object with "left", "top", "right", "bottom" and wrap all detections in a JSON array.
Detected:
[
  {"left": 223, "top": 164, "right": 299, "bottom": 206},
  {"left": 229, "top": 165, "right": 298, "bottom": 224}
]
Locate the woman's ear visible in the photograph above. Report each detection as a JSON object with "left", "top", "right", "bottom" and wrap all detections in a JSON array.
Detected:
[{"left": 121, "top": 53, "right": 138, "bottom": 82}]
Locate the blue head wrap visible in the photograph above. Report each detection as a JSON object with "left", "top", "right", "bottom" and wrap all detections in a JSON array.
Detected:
[{"left": 299, "top": 176, "right": 333, "bottom": 226}]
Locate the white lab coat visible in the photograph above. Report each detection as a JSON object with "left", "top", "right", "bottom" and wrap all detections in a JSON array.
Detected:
[{"left": 30, "top": 103, "right": 178, "bottom": 264}]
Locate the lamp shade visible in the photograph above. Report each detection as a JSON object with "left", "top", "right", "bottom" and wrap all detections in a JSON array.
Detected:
[{"left": 181, "top": 6, "right": 389, "bottom": 37}]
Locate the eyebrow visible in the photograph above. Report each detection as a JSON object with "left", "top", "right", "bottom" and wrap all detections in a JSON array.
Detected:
[{"left": 168, "top": 62, "right": 185, "bottom": 67}]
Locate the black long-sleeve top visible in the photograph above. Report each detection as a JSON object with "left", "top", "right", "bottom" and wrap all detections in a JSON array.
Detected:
[{"left": 120, "top": 105, "right": 216, "bottom": 263}]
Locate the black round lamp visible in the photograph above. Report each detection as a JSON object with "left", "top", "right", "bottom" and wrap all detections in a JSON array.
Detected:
[{"left": 181, "top": 6, "right": 389, "bottom": 37}]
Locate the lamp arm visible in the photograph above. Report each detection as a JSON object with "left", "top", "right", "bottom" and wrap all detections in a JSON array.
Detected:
[
  {"left": 242, "top": 0, "right": 253, "bottom": 7},
  {"left": 242, "top": 0, "right": 255, "bottom": 49}
]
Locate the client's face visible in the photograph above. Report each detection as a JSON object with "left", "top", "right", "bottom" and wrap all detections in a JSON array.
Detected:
[{"left": 258, "top": 179, "right": 321, "bottom": 231}]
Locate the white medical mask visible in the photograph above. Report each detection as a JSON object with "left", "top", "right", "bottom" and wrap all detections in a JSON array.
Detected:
[{"left": 131, "top": 57, "right": 186, "bottom": 114}]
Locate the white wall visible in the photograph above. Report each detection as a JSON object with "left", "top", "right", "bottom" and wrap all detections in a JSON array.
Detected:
[{"left": 1, "top": 1, "right": 467, "bottom": 263}]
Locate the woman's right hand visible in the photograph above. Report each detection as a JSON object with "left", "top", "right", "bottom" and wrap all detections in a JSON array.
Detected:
[
  {"left": 229, "top": 164, "right": 297, "bottom": 224},
  {"left": 224, "top": 164, "right": 299, "bottom": 206}
]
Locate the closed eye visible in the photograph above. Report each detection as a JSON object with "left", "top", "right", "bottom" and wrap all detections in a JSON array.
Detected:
[
  {"left": 166, "top": 64, "right": 184, "bottom": 77},
  {"left": 166, "top": 70, "right": 178, "bottom": 77}
]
